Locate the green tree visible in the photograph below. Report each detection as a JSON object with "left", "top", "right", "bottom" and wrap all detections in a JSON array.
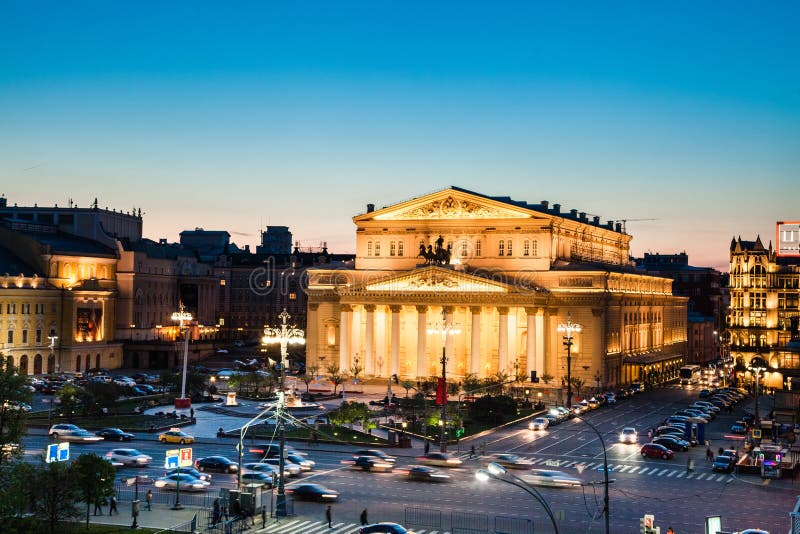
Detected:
[
  {"left": 467, "top": 394, "right": 517, "bottom": 424},
  {"left": 32, "top": 460, "right": 81, "bottom": 534},
  {"left": 0, "top": 461, "right": 36, "bottom": 522},
  {"left": 462, "top": 373, "right": 481, "bottom": 395},
  {"left": 400, "top": 380, "right": 415, "bottom": 397},
  {"left": 160, "top": 370, "right": 206, "bottom": 399},
  {"left": 77, "top": 382, "right": 119, "bottom": 416},
  {"left": 325, "top": 364, "right": 345, "bottom": 395},
  {"left": 540, "top": 373, "right": 553, "bottom": 385},
  {"left": 0, "top": 358, "right": 33, "bottom": 464},
  {"left": 72, "top": 453, "right": 117, "bottom": 529},
  {"left": 349, "top": 358, "right": 363, "bottom": 383},
  {"left": 570, "top": 377, "right": 585, "bottom": 397},
  {"left": 55, "top": 383, "right": 83, "bottom": 421}
]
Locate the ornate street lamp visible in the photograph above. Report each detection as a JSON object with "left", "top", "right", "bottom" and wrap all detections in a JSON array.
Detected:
[
  {"left": 171, "top": 303, "right": 193, "bottom": 408},
  {"left": 748, "top": 355, "right": 768, "bottom": 427},
  {"left": 427, "top": 308, "right": 461, "bottom": 453},
  {"left": 262, "top": 309, "right": 305, "bottom": 517},
  {"left": 476, "top": 462, "right": 559, "bottom": 533},
  {"left": 557, "top": 314, "right": 582, "bottom": 410}
]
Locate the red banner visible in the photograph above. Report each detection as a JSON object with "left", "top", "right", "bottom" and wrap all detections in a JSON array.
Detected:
[{"left": 436, "top": 377, "right": 447, "bottom": 405}]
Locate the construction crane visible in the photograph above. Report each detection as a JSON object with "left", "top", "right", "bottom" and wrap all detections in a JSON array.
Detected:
[{"left": 619, "top": 218, "right": 659, "bottom": 234}]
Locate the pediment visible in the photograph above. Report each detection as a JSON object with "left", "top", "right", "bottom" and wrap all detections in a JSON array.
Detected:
[
  {"left": 361, "top": 266, "right": 509, "bottom": 293},
  {"left": 359, "top": 188, "right": 536, "bottom": 222}
]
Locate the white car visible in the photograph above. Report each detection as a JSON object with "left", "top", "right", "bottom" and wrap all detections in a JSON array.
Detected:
[
  {"left": 154, "top": 473, "right": 211, "bottom": 492},
  {"left": 48, "top": 423, "right": 81, "bottom": 438},
  {"left": 260, "top": 457, "right": 302, "bottom": 476},
  {"left": 416, "top": 452, "right": 463, "bottom": 467},
  {"left": 619, "top": 427, "right": 638, "bottom": 444},
  {"left": 522, "top": 469, "right": 582, "bottom": 487},
  {"left": 490, "top": 454, "right": 534, "bottom": 469},
  {"left": 106, "top": 448, "right": 152, "bottom": 467},
  {"left": 49, "top": 424, "right": 103, "bottom": 443},
  {"left": 529, "top": 417, "right": 549, "bottom": 431}
]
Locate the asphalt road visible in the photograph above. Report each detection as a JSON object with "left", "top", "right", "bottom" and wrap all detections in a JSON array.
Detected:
[{"left": 21, "top": 385, "right": 796, "bottom": 533}]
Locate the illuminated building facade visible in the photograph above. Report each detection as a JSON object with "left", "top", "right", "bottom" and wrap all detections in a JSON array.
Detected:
[
  {"left": 306, "top": 187, "right": 687, "bottom": 387},
  {"left": 728, "top": 236, "right": 800, "bottom": 390}
]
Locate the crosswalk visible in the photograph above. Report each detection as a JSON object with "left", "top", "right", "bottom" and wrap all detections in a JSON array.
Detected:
[
  {"left": 455, "top": 453, "right": 735, "bottom": 483},
  {"left": 254, "top": 519, "right": 450, "bottom": 533}
]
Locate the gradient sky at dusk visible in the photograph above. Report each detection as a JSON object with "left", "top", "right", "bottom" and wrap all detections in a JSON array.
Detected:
[{"left": 1, "top": 2, "right": 798, "bottom": 271}]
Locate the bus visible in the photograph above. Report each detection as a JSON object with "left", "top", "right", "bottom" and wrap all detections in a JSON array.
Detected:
[{"left": 679, "top": 365, "right": 702, "bottom": 386}]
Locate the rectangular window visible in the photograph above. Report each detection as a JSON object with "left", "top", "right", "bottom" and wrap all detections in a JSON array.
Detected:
[
  {"left": 367, "top": 241, "right": 373, "bottom": 256},
  {"left": 35, "top": 303, "right": 44, "bottom": 314},
  {"left": 289, "top": 292, "right": 297, "bottom": 300},
  {"left": 476, "top": 239, "right": 482, "bottom": 257},
  {"left": 523, "top": 240, "right": 530, "bottom": 256},
  {"left": 7, "top": 303, "right": 16, "bottom": 314},
  {"left": 36, "top": 329, "right": 42, "bottom": 343},
  {"left": 461, "top": 241, "right": 468, "bottom": 257},
  {"left": 507, "top": 240, "right": 513, "bottom": 256},
  {"left": 531, "top": 240, "right": 538, "bottom": 256},
  {"left": 390, "top": 241, "right": 396, "bottom": 256},
  {"left": 374, "top": 241, "right": 381, "bottom": 256},
  {"left": 22, "top": 330, "right": 28, "bottom": 343},
  {"left": 499, "top": 241, "right": 505, "bottom": 256},
  {"left": 22, "top": 303, "right": 31, "bottom": 314},
  {"left": 7, "top": 331, "right": 12, "bottom": 344},
  {"left": 398, "top": 241, "right": 404, "bottom": 257},
  {"left": 51, "top": 303, "right": 57, "bottom": 313}
]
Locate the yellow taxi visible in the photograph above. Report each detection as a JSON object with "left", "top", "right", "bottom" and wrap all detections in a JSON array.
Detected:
[{"left": 158, "top": 428, "right": 195, "bottom": 445}]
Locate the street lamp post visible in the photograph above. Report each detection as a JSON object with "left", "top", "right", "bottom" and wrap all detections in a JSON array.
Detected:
[
  {"left": 748, "top": 355, "right": 768, "bottom": 428},
  {"left": 48, "top": 335, "right": 58, "bottom": 374},
  {"left": 427, "top": 309, "right": 461, "bottom": 453},
  {"left": 171, "top": 303, "right": 193, "bottom": 409},
  {"left": 262, "top": 309, "right": 305, "bottom": 517},
  {"left": 476, "top": 463, "right": 559, "bottom": 533},
  {"left": 557, "top": 314, "right": 582, "bottom": 410},
  {"left": 573, "top": 414, "right": 611, "bottom": 534}
]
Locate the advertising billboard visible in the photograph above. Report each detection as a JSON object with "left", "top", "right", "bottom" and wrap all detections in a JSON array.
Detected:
[
  {"left": 778, "top": 221, "right": 800, "bottom": 257},
  {"left": 75, "top": 306, "right": 103, "bottom": 342}
]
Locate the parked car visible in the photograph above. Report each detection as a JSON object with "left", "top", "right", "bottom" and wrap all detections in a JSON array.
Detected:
[
  {"left": 406, "top": 465, "right": 450, "bottom": 482},
  {"left": 48, "top": 423, "right": 81, "bottom": 439},
  {"left": 699, "top": 389, "right": 711, "bottom": 398},
  {"left": 528, "top": 417, "right": 549, "bottom": 431},
  {"left": 730, "top": 422, "right": 748, "bottom": 434},
  {"left": 195, "top": 456, "right": 239, "bottom": 473},
  {"left": 106, "top": 448, "right": 152, "bottom": 467},
  {"left": 522, "top": 469, "right": 582, "bottom": 487},
  {"left": 542, "top": 413, "right": 560, "bottom": 426},
  {"left": 415, "top": 452, "right": 463, "bottom": 467},
  {"left": 154, "top": 473, "right": 210, "bottom": 492},
  {"left": 158, "top": 429, "right": 195, "bottom": 444},
  {"left": 652, "top": 436, "right": 689, "bottom": 452},
  {"left": 640, "top": 443, "right": 674, "bottom": 460},
  {"left": 287, "top": 483, "right": 339, "bottom": 501},
  {"left": 359, "top": 523, "right": 415, "bottom": 534},
  {"left": 95, "top": 428, "right": 135, "bottom": 441}
]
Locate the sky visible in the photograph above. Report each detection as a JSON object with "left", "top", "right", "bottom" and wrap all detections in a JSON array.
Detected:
[{"left": 1, "top": 2, "right": 798, "bottom": 271}]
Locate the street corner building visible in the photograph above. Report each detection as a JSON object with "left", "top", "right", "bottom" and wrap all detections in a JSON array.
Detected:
[{"left": 304, "top": 187, "right": 688, "bottom": 389}]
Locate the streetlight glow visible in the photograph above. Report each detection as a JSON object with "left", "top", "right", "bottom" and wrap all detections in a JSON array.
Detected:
[
  {"left": 427, "top": 308, "right": 461, "bottom": 453},
  {"left": 557, "top": 313, "right": 582, "bottom": 410},
  {"left": 171, "top": 303, "right": 193, "bottom": 406}
]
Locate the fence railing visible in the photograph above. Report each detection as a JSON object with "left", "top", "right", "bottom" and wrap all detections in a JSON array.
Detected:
[
  {"left": 405, "top": 507, "right": 535, "bottom": 534},
  {"left": 115, "top": 486, "right": 216, "bottom": 509}
]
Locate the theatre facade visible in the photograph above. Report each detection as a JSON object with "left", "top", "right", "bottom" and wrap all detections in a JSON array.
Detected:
[{"left": 305, "top": 187, "right": 687, "bottom": 388}]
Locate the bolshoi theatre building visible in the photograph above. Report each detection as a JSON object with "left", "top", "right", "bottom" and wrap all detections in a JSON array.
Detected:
[{"left": 305, "top": 187, "right": 687, "bottom": 389}]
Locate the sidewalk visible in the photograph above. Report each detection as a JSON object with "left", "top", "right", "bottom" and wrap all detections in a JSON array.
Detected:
[{"left": 84, "top": 501, "right": 201, "bottom": 530}]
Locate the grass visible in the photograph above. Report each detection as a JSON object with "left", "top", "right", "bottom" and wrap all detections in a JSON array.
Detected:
[
  {"left": 27, "top": 414, "right": 181, "bottom": 431},
  {"left": 242, "top": 424, "right": 390, "bottom": 445}
]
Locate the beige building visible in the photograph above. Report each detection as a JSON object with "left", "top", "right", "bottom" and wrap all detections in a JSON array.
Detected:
[{"left": 306, "top": 187, "right": 687, "bottom": 388}]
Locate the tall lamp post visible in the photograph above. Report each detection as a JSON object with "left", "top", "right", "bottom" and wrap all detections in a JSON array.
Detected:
[
  {"left": 476, "top": 462, "right": 559, "bottom": 533},
  {"left": 427, "top": 308, "right": 461, "bottom": 453},
  {"left": 557, "top": 313, "right": 582, "bottom": 410},
  {"left": 171, "top": 303, "right": 193, "bottom": 409},
  {"left": 48, "top": 334, "right": 58, "bottom": 374},
  {"left": 262, "top": 309, "right": 305, "bottom": 517},
  {"left": 748, "top": 355, "right": 767, "bottom": 428},
  {"left": 573, "top": 414, "right": 611, "bottom": 534}
]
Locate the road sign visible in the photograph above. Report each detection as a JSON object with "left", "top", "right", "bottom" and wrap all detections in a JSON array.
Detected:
[
  {"left": 180, "top": 447, "right": 193, "bottom": 467},
  {"left": 165, "top": 449, "right": 179, "bottom": 469},
  {"left": 753, "top": 429, "right": 762, "bottom": 439},
  {"left": 46, "top": 442, "right": 69, "bottom": 463}
]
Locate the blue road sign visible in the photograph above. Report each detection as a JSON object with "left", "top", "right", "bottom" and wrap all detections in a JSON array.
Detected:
[
  {"left": 165, "top": 449, "right": 180, "bottom": 469},
  {"left": 47, "top": 442, "right": 69, "bottom": 463}
]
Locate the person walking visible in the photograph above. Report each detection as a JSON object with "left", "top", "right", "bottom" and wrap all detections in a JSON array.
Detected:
[
  {"left": 706, "top": 447, "right": 714, "bottom": 461},
  {"left": 325, "top": 505, "right": 332, "bottom": 528},
  {"left": 109, "top": 496, "right": 118, "bottom": 515},
  {"left": 93, "top": 498, "right": 103, "bottom": 516},
  {"left": 470, "top": 445, "right": 476, "bottom": 458},
  {"left": 360, "top": 508, "right": 368, "bottom": 525},
  {"left": 145, "top": 490, "right": 153, "bottom": 511},
  {"left": 212, "top": 498, "right": 221, "bottom": 525},
  {"left": 424, "top": 440, "right": 430, "bottom": 455}
]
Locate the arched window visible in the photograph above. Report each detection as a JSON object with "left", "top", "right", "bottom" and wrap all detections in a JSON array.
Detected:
[
  {"left": 19, "top": 355, "right": 28, "bottom": 375},
  {"left": 33, "top": 354, "right": 42, "bottom": 374},
  {"left": 76, "top": 354, "right": 81, "bottom": 372}
]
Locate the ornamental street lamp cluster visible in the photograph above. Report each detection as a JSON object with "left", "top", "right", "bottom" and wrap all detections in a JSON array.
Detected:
[
  {"left": 748, "top": 355, "right": 768, "bottom": 427},
  {"left": 171, "top": 303, "right": 194, "bottom": 408},
  {"left": 557, "top": 313, "right": 582, "bottom": 410},
  {"left": 262, "top": 309, "right": 305, "bottom": 517},
  {"left": 427, "top": 308, "right": 461, "bottom": 453}
]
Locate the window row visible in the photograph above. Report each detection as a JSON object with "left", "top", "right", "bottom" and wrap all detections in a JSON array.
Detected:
[
  {"left": 1, "top": 303, "right": 50, "bottom": 314},
  {"left": 6, "top": 329, "right": 44, "bottom": 345},
  {"left": 364, "top": 238, "right": 539, "bottom": 258}
]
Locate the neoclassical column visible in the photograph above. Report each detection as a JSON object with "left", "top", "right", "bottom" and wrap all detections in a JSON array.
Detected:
[
  {"left": 525, "top": 307, "right": 536, "bottom": 379},
  {"left": 535, "top": 308, "right": 545, "bottom": 376},
  {"left": 470, "top": 306, "right": 482, "bottom": 376},
  {"left": 416, "top": 305, "right": 428, "bottom": 378},
  {"left": 364, "top": 304, "right": 375, "bottom": 376},
  {"left": 307, "top": 303, "right": 319, "bottom": 365},
  {"left": 351, "top": 305, "right": 361, "bottom": 366},
  {"left": 390, "top": 305, "right": 401, "bottom": 377},
  {"left": 443, "top": 306, "right": 455, "bottom": 365},
  {"left": 498, "top": 306, "right": 509, "bottom": 374},
  {"left": 338, "top": 304, "right": 351, "bottom": 371}
]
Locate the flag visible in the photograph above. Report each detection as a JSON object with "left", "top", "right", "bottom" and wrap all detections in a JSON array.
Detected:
[{"left": 436, "top": 377, "right": 447, "bottom": 405}]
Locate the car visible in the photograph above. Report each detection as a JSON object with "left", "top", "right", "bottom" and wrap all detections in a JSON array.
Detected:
[
  {"left": 250, "top": 443, "right": 296, "bottom": 458},
  {"left": 587, "top": 397, "right": 601, "bottom": 409},
  {"left": 542, "top": 413, "right": 560, "bottom": 426},
  {"left": 619, "top": 427, "right": 638, "bottom": 444},
  {"left": 528, "top": 417, "right": 549, "bottom": 431},
  {"left": 652, "top": 436, "right": 689, "bottom": 452},
  {"left": 693, "top": 402, "right": 720, "bottom": 413},
  {"left": 353, "top": 449, "right": 397, "bottom": 463},
  {"left": 664, "top": 416, "right": 689, "bottom": 426},
  {"left": 415, "top": 452, "right": 463, "bottom": 467},
  {"left": 95, "top": 428, "right": 135, "bottom": 441},
  {"left": 406, "top": 465, "right": 450, "bottom": 482},
  {"left": 106, "top": 448, "right": 152, "bottom": 466},
  {"left": 158, "top": 429, "right": 195, "bottom": 444},
  {"left": 640, "top": 443, "right": 674, "bottom": 460},
  {"left": 571, "top": 404, "right": 586, "bottom": 415},
  {"left": 740, "top": 413, "right": 755, "bottom": 425},
  {"left": 240, "top": 471, "right": 275, "bottom": 487},
  {"left": 261, "top": 457, "right": 302, "bottom": 476},
  {"left": 287, "top": 483, "right": 339, "bottom": 501},
  {"left": 490, "top": 454, "right": 534, "bottom": 469},
  {"left": 48, "top": 423, "right": 81, "bottom": 438},
  {"left": 287, "top": 453, "right": 315, "bottom": 470},
  {"left": 352, "top": 455, "right": 394, "bottom": 472},
  {"left": 154, "top": 473, "right": 210, "bottom": 492},
  {"left": 699, "top": 389, "right": 710, "bottom": 398},
  {"left": 359, "top": 523, "right": 415, "bottom": 534},
  {"left": 730, "top": 422, "right": 747, "bottom": 434},
  {"left": 604, "top": 394, "right": 617, "bottom": 405},
  {"left": 734, "top": 529, "right": 769, "bottom": 534},
  {"left": 166, "top": 467, "right": 211, "bottom": 481},
  {"left": 64, "top": 429, "right": 105, "bottom": 443},
  {"left": 522, "top": 469, "right": 582, "bottom": 487},
  {"left": 195, "top": 456, "right": 239, "bottom": 473},
  {"left": 712, "top": 455, "right": 735, "bottom": 473}
]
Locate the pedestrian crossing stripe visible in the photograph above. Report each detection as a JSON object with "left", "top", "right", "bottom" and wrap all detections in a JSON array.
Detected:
[{"left": 255, "top": 519, "right": 451, "bottom": 533}]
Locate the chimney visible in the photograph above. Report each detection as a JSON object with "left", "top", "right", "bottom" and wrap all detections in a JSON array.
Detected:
[
  {"left": 244, "top": 245, "right": 250, "bottom": 252},
  {"left": 552, "top": 203, "right": 560, "bottom": 214},
  {"left": 367, "top": 203, "right": 375, "bottom": 213},
  {"left": 540, "top": 200, "right": 549, "bottom": 209},
  {"left": 606, "top": 220, "right": 614, "bottom": 229},
  {"left": 570, "top": 209, "right": 578, "bottom": 217},
  {"left": 579, "top": 212, "right": 587, "bottom": 221},
  {"left": 615, "top": 222, "right": 623, "bottom": 232},
  {"left": 593, "top": 216, "right": 600, "bottom": 225}
]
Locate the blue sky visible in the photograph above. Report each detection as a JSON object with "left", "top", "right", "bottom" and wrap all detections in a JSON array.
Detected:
[{"left": 1, "top": 1, "right": 798, "bottom": 270}]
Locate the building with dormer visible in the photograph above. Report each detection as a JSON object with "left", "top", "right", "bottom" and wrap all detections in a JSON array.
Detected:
[{"left": 305, "top": 187, "right": 687, "bottom": 388}]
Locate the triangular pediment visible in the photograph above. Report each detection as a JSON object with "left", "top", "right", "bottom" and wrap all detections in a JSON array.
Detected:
[
  {"left": 360, "top": 266, "right": 510, "bottom": 293},
  {"left": 357, "top": 187, "right": 538, "bottom": 222}
]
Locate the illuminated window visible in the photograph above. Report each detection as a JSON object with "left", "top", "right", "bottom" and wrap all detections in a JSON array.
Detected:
[
  {"left": 21, "top": 303, "right": 30, "bottom": 314},
  {"left": 507, "top": 240, "right": 512, "bottom": 256},
  {"left": 289, "top": 292, "right": 297, "bottom": 300},
  {"left": 476, "top": 239, "right": 482, "bottom": 257},
  {"left": 390, "top": 241, "right": 396, "bottom": 256},
  {"left": 220, "top": 279, "right": 226, "bottom": 286},
  {"left": 398, "top": 241, "right": 404, "bottom": 257},
  {"left": 531, "top": 240, "right": 538, "bottom": 256},
  {"left": 523, "top": 240, "right": 530, "bottom": 256},
  {"left": 375, "top": 241, "right": 381, "bottom": 256},
  {"left": 499, "top": 241, "right": 505, "bottom": 256},
  {"left": 367, "top": 241, "right": 373, "bottom": 256}
]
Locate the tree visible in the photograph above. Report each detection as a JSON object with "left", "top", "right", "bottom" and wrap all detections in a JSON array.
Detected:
[
  {"left": 400, "top": 380, "right": 415, "bottom": 398},
  {"left": 0, "top": 358, "right": 33, "bottom": 465},
  {"left": 0, "top": 461, "right": 36, "bottom": 523},
  {"left": 32, "top": 460, "right": 80, "bottom": 534},
  {"left": 298, "top": 371, "right": 314, "bottom": 393},
  {"left": 325, "top": 364, "right": 345, "bottom": 395},
  {"left": 72, "top": 453, "right": 117, "bottom": 529},
  {"left": 462, "top": 373, "right": 481, "bottom": 395},
  {"left": 540, "top": 373, "right": 553, "bottom": 385},
  {"left": 570, "top": 377, "right": 585, "bottom": 397},
  {"left": 77, "top": 382, "right": 119, "bottom": 416},
  {"left": 55, "top": 383, "right": 82, "bottom": 421},
  {"left": 468, "top": 395, "right": 517, "bottom": 424},
  {"left": 160, "top": 370, "right": 206, "bottom": 399},
  {"left": 350, "top": 359, "right": 363, "bottom": 383}
]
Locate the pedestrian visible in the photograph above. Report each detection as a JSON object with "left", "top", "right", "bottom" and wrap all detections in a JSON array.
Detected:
[
  {"left": 145, "top": 489, "right": 153, "bottom": 511},
  {"left": 360, "top": 508, "right": 368, "bottom": 525},
  {"left": 325, "top": 505, "right": 332, "bottom": 528},
  {"left": 93, "top": 498, "right": 103, "bottom": 516},
  {"left": 109, "top": 496, "right": 118, "bottom": 515},
  {"left": 718, "top": 447, "right": 724, "bottom": 456},
  {"left": 212, "top": 498, "right": 221, "bottom": 525},
  {"left": 647, "top": 430, "right": 652, "bottom": 441},
  {"left": 424, "top": 440, "right": 430, "bottom": 455},
  {"left": 190, "top": 407, "right": 194, "bottom": 419},
  {"left": 706, "top": 447, "right": 714, "bottom": 461},
  {"left": 686, "top": 458, "right": 694, "bottom": 472},
  {"left": 480, "top": 441, "right": 486, "bottom": 456},
  {"left": 667, "top": 528, "right": 674, "bottom": 534},
  {"left": 470, "top": 445, "right": 476, "bottom": 458}
]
